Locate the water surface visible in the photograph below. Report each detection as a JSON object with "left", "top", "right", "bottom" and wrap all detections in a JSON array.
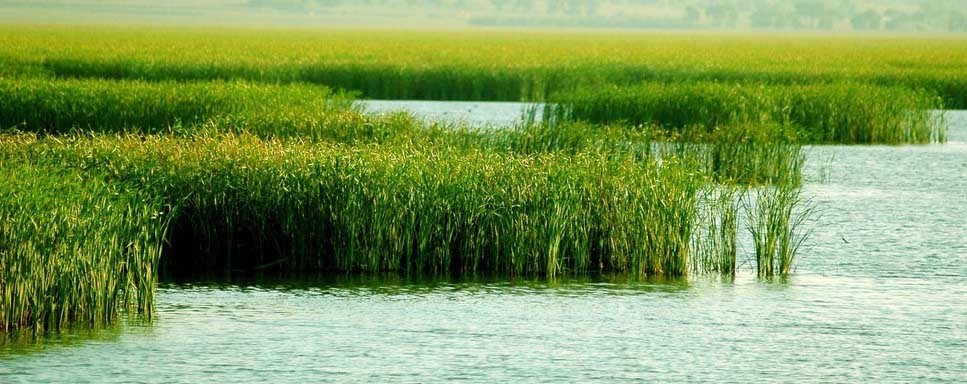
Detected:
[{"left": 360, "top": 99, "right": 543, "bottom": 128}]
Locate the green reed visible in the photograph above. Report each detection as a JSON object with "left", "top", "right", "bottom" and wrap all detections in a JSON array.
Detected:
[
  {"left": 0, "top": 76, "right": 369, "bottom": 137},
  {"left": 2, "top": 26, "right": 965, "bottom": 108},
  {"left": 428, "top": 120, "right": 807, "bottom": 188},
  {"left": 692, "top": 187, "right": 741, "bottom": 276},
  {"left": 0, "top": 125, "right": 816, "bottom": 333},
  {"left": 669, "top": 123, "right": 806, "bottom": 187},
  {"left": 744, "top": 185, "right": 817, "bottom": 278},
  {"left": 550, "top": 81, "right": 946, "bottom": 145},
  {"left": 4, "top": 133, "right": 707, "bottom": 278},
  {"left": 0, "top": 74, "right": 808, "bottom": 187},
  {"left": 0, "top": 158, "right": 169, "bottom": 333},
  {"left": 0, "top": 69, "right": 824, "bottom": 335}
]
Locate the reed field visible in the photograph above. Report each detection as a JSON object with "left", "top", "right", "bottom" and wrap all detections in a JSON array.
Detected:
[
  {"left": 12, "top": 134, "right": 707, "bottom": 277},
  {"left": 0, "top": 76, "right": 378, "bottom": 139},
  {"left": 1, "top": 26, "right": 966, "bottom": 107},
  {"left": 548, "top": 81, "right": 946, "bottom": 144},
  {"left": 1, "top": 131, "right": 810, "bottom": 279},
  {"left": 0, "top": 133, "right": 714, "bottom": 330},
  {"left": 0, "top": 75, "right": 807, "bottom": 185},
  {"left": 3, "top": 24, "right": 957, "bottom": 335},
  {"left": 0, "top": 126, "right": 808, "bottom": 333}
]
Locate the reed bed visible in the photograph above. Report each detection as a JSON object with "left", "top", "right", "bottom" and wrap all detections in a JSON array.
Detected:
[
  {"left": 4, "top": 133, "right": 709, "bottom": 279},
  {"left": 0, "top": 25, "right": 868, "bottom": 332},
  {"left": 660, "top": 123, "right": 806, "bottom": 186},
  {"left": 0, "top": 127, "right": 814, "bottom": 333},
  {"left": 0, "top": 76, "right": 402, "bottom": 139},
  {"left": 0, "top": 158, "right": 168, "bottom": 333},
  {"left": 1, "top": 26, "right": 965, "bottom": 107},
  {"left": 0, "top": 75, "right": 809, "bottom": 186},
  {"left": 549, "top": 81, "right": 946, "bottom": 145},
  {"left": 440, "top": 121, "right": 806, "bottom": 187}
]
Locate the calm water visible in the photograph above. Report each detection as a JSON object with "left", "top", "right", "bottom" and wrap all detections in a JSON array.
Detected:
[
  {"left": 360, "top": 99, "right": 544, "bottom": 127},
  {"left": 1, "top": 108, "right": 965, "bottom": 383}
]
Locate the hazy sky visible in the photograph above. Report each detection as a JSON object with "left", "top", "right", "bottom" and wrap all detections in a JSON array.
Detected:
[{"left": 1, "top": 0, "right": 965, "bottom": 33}]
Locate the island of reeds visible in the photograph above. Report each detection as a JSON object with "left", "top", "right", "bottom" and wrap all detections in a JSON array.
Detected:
[{"left": 0, "top": 26, "right": 953, "bottom": 335}]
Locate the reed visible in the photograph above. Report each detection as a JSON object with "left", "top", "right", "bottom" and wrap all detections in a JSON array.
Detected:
[
  {"left": 677, "top": 123, "right": 805, "bottom": 187},
  {"left": 0, "top": 159, "right": 168, "bottom": 334},
  {"left": 549, "top": 81, "right": 946, "bottom": 145},
  {"left": 3, "top": 133, "right": 706, "bottom": 279},
  {"left": 1, "top": 26, "right": 965, "bottom": 107},
  {"left": 423, "top": 121, "right": 806, "bottom": 187},
  {"left": 437, "top": 121, "right": 658, "bottom": 158},
  {"left": 692, "top": 187, "right": 740, "bottom": 276},
  {"left": 744, "top": 185, "right": 817, "bottom": 278},
  {"left": 0, "top": 75, "right": 809, "bottom": 188},
  {"left": 1, "top": 127, "right": 815, "bottom": 333},
  {"left": 0, "top": 76, "right": 373, "bottom": 138},
  {"left": 0, "top": 25, "right": 868, "bottom": 332},
  {"left": 0, "top": 74, "right": 808, "bottom": 186}
]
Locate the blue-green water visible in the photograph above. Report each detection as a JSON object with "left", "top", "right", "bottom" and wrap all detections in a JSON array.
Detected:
[{"left": 1, "top": 108, "right": 964, "bottom": 383}]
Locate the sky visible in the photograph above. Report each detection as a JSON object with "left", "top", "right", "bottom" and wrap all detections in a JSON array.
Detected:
[{"left": 1, "top": 0, "right": 965, "bottom": 33}]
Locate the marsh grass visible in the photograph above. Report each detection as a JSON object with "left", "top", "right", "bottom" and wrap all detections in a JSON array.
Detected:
[
  {"left": 430, "top": 120, "right": 807, "bottom": 187},
  {"left": 0, "top": 76, "right": 375, "bottom": 138},
  {"left": 692, "top": 187, "right": 741, "bottom": 276},
  {"left": 0, "top": 160, "right": 169, "bottom": 334},
  {"left": 744, "top": 186, "right": 817, "bottom": 278},
  {"left": 550, "top": 81, "right": 946, "bottom": 145},
  {"left": 0, "top": 75, "right": 810, "bottom": 188},
  {"left": 2, "top": 26, "right": 966, "bottom": 107},
  {"left": 666, "top": 122, "right": 806, "bottom": 186},
  {"left": 0, "top": 41, "right": 839, "bottom": 334},
  {"left": 3, "top": 134, "right": 707, "bottom": 278},
  {"left": 0, "top": 128, "right": 817, "bottom": 333}
]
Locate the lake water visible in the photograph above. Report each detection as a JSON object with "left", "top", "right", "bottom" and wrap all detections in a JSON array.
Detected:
[
  {"left": 1, "top": 106, "right": 965, "bottom": 383},
  {"left": 361, "top": 99, "right": 544, "bottom": 127}
]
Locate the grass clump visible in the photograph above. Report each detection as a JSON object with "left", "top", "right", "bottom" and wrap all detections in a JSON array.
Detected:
[
  {"left": 5, "top": 133, "right": 706, "bottom": 279},
  {"left": 744, "top": 186, "right": 816, "bottom": 278},
  {"left": 2, "top": 26, "right": 966, "bottom": 107},
  {"left": 0, "top": 76, "right": 378, "bottom": 138},
  {"left": 0, "top": 158, "right": 168, "bottom": 333},
  {"left": 0, "top": 123, "right": 815, "bottom": 333},
  {"left": 550, "top": 81, "right": 945, "bottom": 145},
  {"left": 692, "top": 187, "right": 740, "bottom": 276},
  {"left": 433, "top": 121, "right": 806, "bottom": 187},
  {"left": 669, "top": 123, "right": 806, "bottom": 187}
]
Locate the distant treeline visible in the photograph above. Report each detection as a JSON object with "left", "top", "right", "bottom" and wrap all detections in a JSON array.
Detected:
[{"left": 247, "top": 0, "right": 967, "bottom": 32}]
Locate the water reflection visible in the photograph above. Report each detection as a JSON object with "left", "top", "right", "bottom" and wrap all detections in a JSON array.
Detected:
[{"left": 163, "top": 273, "right": 694, "bottom": 296}]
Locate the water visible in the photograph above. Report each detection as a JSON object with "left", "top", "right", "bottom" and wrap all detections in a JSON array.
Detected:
[
  {"left": 360, "top": 100, "right": 543, "bottom": 128},
  {"left": 2, "top": 107, "right": 965, "bottom": 383}
]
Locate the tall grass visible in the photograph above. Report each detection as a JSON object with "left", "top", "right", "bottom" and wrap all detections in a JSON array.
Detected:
[
  {"left": 422, "top": 121, "right": 807, "bottom": 187},
  {"left": 0, "top": 75, "right": 810, "bottom": 187},
  {"left": 0, "top": 26, "right": 860, "bottom": 333},
  {"left": 0, "top": 76, "right": 384, "bottom": 137},
  {"left": 664, "top": 122, "right": 806, "bottom": 186},
  {"left": 4, "top": 133, "right": 707, "bottom": 279},
  {"left": 745, "top": 186, "right": 817, "bottom": 278},
  {"left": 0, "top": 125, "right": 815, "bottom": 333},
  {"left": 692, "top": 187, "right": 740, "bottom": 276},
  {"left": 0, "top": 157, "right": 168, "bottom": 333},
  {"left": 1, "top": 26, "right": 965, "bottom": 107},
  {"left": 549, "top": 81, "right": 946, "bottom": 145}
]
